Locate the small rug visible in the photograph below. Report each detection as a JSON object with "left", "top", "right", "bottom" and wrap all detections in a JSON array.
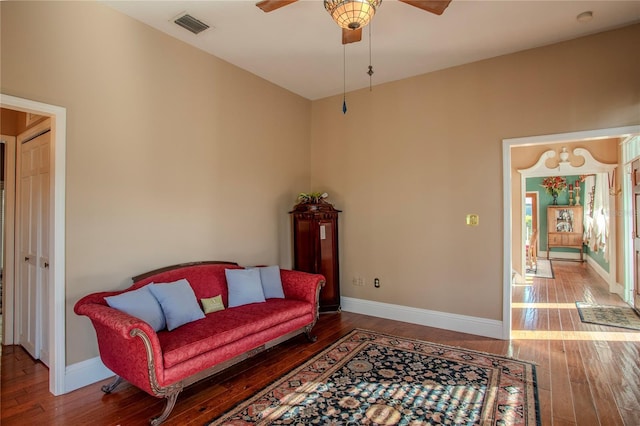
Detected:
[
  {"left": 525, "top": 259, "right": 554, "bottom": 279},
  {"left": 575, "top": 301, "right": 640, "bottom": 331},
  {"left": 207, "top": 329, "right": 540, "bottom": 425}
]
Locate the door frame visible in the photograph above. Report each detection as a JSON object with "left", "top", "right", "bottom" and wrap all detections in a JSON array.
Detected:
[
  {"left": 620, "top": 135, "right": 640, "bottom": 306},
  {"left": 1, "top": 134, "right": 16, "bottom": 345},
  {"left": 502, "top": 125, "right": 640, "bottom": 339},
  {"left": 0, "top": 94, "right": 66, "bottom": 395}
]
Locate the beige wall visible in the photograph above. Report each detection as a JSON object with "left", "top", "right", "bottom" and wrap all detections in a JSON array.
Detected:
[
  {"left": 1, "top": 1, "right": 311, "bottom": 364},
  {"left": 310, "top": 24, "right": 640, "bottom": 320},
  {"left": 2, "top": 0, "right": 639, "bottom": 368}
]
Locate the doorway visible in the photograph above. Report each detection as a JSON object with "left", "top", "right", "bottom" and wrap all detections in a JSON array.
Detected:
[
  {"left": 502, "top": 125, "right": 640, "bottom": 339},
  {"left": 0, "top": 94, "right": 66, "bottom": 395},
  {"left": 524, "top": 192, "right": 538, "bottom": 245},
  {"left": 524, "top": 192, "right": 538, "bottom": 273}
]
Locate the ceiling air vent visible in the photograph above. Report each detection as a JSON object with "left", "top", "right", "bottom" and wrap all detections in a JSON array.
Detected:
[{"left": 173, "top": 13, "right": 210, "bottom": 35}]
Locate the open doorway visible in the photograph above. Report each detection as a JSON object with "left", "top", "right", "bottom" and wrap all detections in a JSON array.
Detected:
[
  {"left": 502, "top": 125, "right": 640, "bottom": 339},
  {"left": 524, "top": 192, "right": 538, "bottom": 274},
  {"left": 0, "top": 94, "right": 67, "bottom": 395}
]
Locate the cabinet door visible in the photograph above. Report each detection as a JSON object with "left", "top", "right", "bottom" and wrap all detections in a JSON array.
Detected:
[
  {"left": 293, "top": 217, "right": 317, "bottom": 273},
  {"left": 548, "top": 234, "right": 562, "bottom": 245},
  {"left": 318, "top": 220, "right": 339, "bottom": 308},
  {"left": 565, "top": 234, "right": 582, "bottom": 246}
]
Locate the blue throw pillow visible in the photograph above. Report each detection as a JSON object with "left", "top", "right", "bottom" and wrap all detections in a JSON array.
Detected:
[
  {"left": 226, "top": 268, "right": 266, "bottom": 307},
  {"left": 148, "top": 279, "right": 205, "bottom": 331},
  {"left": 105, "top": 284, "right": 166, "bottom": 332},
  {"left": 257, "top": 265, "right": 285, "bottom": 299}
]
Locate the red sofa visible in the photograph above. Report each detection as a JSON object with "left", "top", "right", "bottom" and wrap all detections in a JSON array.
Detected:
[{"left": 74, "top": 261, "right": 324, "bottom": 425}]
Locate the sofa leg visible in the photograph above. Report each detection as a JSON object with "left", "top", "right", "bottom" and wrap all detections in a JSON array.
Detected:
[
  {"left": 304, "top": 330, "right": 317, "bottom": 342},
  {"left": 101, "top": 375, "right": 123, "bottom": 394},
  {"left": 150, "top": 391, "right": 180, "bottom": 426}
]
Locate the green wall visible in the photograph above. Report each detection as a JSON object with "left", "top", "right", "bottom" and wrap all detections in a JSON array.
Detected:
[{"left": 525, "top": 175, "right": 608, "bottom": 272}]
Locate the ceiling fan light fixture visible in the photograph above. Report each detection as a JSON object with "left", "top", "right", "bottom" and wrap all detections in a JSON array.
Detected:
[{"left": 324, "top": 0, "right": 382, "bottom": 30}]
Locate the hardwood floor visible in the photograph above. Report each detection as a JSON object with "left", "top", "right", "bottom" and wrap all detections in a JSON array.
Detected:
[{"left": 2, "top": 260, "right": 639, "bottom": 425}]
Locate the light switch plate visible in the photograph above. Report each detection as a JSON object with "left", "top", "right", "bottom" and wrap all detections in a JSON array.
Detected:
[{"left": 466, "top": 214, "right": 479, "bottom": 226}]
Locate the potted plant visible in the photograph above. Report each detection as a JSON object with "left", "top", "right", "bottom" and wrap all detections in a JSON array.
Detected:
[
  {"left": 291, "top": 192, "right": 339, "bottom": 213},
  {"left": 296, "top": 192, "right": 329, "bottom": 204}
]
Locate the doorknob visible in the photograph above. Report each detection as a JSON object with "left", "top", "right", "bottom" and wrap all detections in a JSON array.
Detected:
[
  {"left": 24, "top": 256, "right": 30, "bottom": 262},
  {"left": 44, "top": 262, "right": 49, "bottom": 268}
]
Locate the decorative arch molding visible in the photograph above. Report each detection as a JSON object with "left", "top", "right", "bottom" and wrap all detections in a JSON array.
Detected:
[{"left": 518, "top": 147, "right": 617, "bottom": 178}]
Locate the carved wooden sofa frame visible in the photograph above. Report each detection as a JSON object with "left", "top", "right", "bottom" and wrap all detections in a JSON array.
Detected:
[{"left": 75, "top": 261, "right": 324, "bottom": 425}]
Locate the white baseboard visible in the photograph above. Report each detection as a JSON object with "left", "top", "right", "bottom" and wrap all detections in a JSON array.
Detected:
[
  {"left": 585, "top": 256, "right": 625, "bottom": 298},
  {"left": 64, "top": 356, "right": 114, "bottom": 393},
  {"left": 545, "top": 250, "right": 582, "bottom": 260},
  {"left": 585, "top": 255, "right": 610, "bottom": 282},
  {"left": 512, "top": 270, "right": 526, "bottom": 285},
  {"left": 341, "top": 297, "right": 504, "bottom": 340}
]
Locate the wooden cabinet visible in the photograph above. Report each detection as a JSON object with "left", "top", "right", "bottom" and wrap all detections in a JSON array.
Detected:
[
  {"left": 547, "top": 205, "right": 584, "bottom": 261},
  {"left": 290, "top": 202, "right": 341, "bottom": 312}
]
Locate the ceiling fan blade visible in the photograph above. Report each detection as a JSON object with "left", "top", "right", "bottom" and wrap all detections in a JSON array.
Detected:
[
  {"left": 256, "top": 0, "right": 298, "bottom": 13},
  {"left": 342, "top": 28, "right": 362, "bottom": 45},
  {"left": 398, "top": 0, "right": 452, "bottom": 15}
]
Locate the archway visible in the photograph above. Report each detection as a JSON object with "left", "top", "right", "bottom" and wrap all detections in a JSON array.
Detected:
[{"left": 502, "top": 125, "right": 640, "bottom": 339}]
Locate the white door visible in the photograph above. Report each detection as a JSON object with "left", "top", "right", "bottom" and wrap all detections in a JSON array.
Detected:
[{"left": 17, "top": 130, "right": 50, "bottom": 366}]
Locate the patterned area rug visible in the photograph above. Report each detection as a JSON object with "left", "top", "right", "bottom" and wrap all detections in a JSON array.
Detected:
[
  {"left": 207, "top": 329, "right": 540, "bottom": 425},
  {"left": 576, "top": 302, "right": 640, "bottom": 331},
  {"left": 525, "top": 259, "right": 554, "bottom": 279}
]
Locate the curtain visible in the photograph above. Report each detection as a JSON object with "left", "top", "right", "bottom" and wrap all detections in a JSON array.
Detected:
[{"left": 583, "top": 173, "right": 610, "bottom": 261}]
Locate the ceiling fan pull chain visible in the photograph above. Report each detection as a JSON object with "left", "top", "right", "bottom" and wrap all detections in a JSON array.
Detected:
[
  {"left": 343, "top": 45, "right": 348, "bottom": 114},
  {"left": 368, "top": 23, "right": 374, "bottom": 91}
]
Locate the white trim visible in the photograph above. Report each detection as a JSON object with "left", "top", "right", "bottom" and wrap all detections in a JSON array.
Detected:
[
  {"left": 502, "top": 140, "right": 513, "bottom": 339},
  {"left": 546, "top": 252, "right": 583, "bottom": 261},
  {"left": 620, "top": 135, "right": 640, "bottom": 305},
  {"left": 341, "top": 296, "right": 504, "bottom": 340},
  {"left": 505, "top": 127, "right": 639, "bottom": 146},
  {"left": 64, "top": 357, "right": 114, "bottom": 394},
  {"left": 0, "top": 134, "right": 16, "bottom": 345},
  {"left": 0, "top": 93, "right": 67, "bottom": 396},
  {"left": 504, "top": 125, "right": 640, "bottom": 340},
  {"left": 518, "top": 147, "right": 617, "bottom": 177},
  {"left": 584, "top": 255, "right": 618, "bottom": 295}
]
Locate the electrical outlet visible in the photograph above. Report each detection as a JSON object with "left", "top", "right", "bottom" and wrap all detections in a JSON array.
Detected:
[
  {"left": 374, "top": 278, "right": 380, "bottom": 288},
  {"left": 352, "top": 277, "right": 365, "bottom": 287}
]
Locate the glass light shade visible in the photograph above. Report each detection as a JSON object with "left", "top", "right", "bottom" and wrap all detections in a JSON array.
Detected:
[{"left": 324, "top": 0, "right": 382, "bottom": 30}]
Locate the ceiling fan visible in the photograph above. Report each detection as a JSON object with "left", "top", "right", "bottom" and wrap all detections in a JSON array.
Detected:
[{"left": 256, "top": 0, "right": 452, "bottom": 45}]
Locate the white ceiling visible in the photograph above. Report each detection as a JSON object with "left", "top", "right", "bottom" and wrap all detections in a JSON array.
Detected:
[{"left": 104, "top": 0, "right": 640, "bottom": 100}]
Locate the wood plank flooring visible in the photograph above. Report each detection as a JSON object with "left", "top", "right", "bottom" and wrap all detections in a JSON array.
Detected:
[{"left": 2, "top": 260, "right": 639, "bottom": 425}]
